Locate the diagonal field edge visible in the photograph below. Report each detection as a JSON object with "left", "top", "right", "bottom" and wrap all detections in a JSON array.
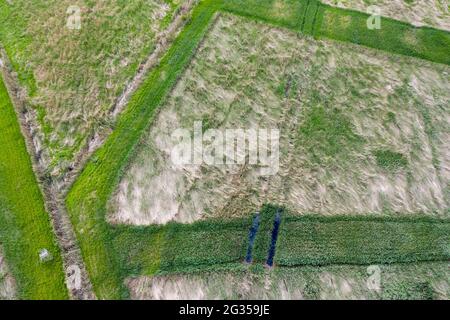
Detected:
[{"left": 0, "top": 74, "right": 68, "bottom": 299}]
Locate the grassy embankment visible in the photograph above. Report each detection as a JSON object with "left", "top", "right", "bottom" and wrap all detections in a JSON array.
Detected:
[{"left": 276, "top": 215, "right": 450, "bottom": 266}]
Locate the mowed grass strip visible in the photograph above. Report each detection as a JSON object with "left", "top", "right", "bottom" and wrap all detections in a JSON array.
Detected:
[
  {"left": 65, "top": 0, "right": 221, "bottom": 299},
  {"left": 276, "top": 215, "right": 450, "bottom": 266},
  {"left": 111, "top": 217, "right": 252, "bottom": 277},
  {"left": 316, "top": 4, "right": 450, "bottom": 65},
  {"left": 221, "top": 0, "right": 450, "bottom": 65},
  {"left": 0, "top": 76, "right": 67, "bottom": 299}
]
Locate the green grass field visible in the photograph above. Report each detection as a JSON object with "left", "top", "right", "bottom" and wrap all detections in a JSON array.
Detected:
[
  {"left": 63, "top": 0, "right": 450, "bottom": 299},
  {"left": 317, "top": 5, "right": 450, "bottom": 65},
  {"left": 0, "top": 76, "right": 67, "bottom": 299},
  {"left": 0, "top": 0, "right": 188, "bottom": 181}
]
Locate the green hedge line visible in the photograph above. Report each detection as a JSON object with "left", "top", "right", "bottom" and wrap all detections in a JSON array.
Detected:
[
  {"left": 111, "top": 216, "right": 252, "bottom": 276},
  {"left": 160, "top": 222, "right": 249, "bottom": 272}
]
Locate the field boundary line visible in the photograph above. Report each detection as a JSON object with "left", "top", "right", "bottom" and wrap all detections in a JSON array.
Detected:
[{"left": 0, "top": 47, "right": 94, "bottom": 300}]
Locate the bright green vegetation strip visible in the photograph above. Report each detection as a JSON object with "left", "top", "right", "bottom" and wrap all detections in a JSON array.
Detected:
[
  {"left": 221, "top": 0, "right": 305, "bottom": 29},
  {"left": 159, "top": 220, "right": 249, "bottom": 273},
  {"left": 276, "top": 215, "right": 450, "bottom": 266},
  {"left": 221, "top": 0, "right": 450, "bottom": 65},
  {"left": 0, "top": 76, "right": 68, "bottom": 299},
  {"left": 111, "top": 220, "right": 250, "bottom": 277},
  {"left": 65, "top": 0, "right": 221, "bottom": 299},
  {"left": 0, "top": 1, "right": 191, "bottom": 178},
  {"left": 302, "top": 0, "right": 320, "bottom": 35},
  {"left": 316, "top": 5, "right": 450, "bottom": 65}
]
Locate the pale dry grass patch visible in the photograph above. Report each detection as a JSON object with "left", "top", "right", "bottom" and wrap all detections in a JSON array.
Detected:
[
  {"left": 127, "top": 276, "right": 207, "bottom": 299},
  {"left": 109, "top": 14, "right": 449, "bottom": 225},
  {"left": 126, "top": 263, "right": 450, "bottom": 299}
]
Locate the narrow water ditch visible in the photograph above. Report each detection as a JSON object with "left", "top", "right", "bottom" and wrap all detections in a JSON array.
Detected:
[
  {"left": 266, "top": 208, "right": 282, "bottom": 267},
  {"left": 245, "top": 212, "right": 261, "bottom": 263}
]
